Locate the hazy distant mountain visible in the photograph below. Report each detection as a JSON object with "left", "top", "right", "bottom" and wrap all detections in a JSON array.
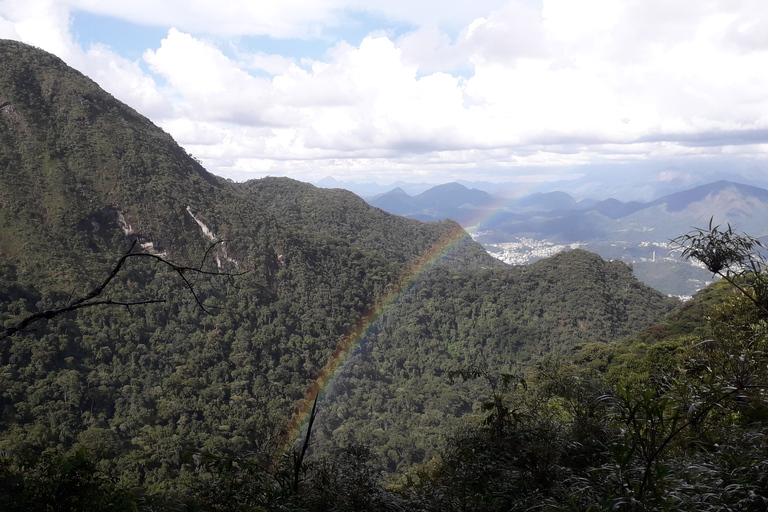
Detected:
[
  {"left": 364, "top": 179, "right": 768, "bottom": 296},
  {"left": 414, "top": 182, "right": 493, "bottom": 206},
  {"left": 544, "top": 167, "right": 768, "bottom": 202},
  {"left": 316, "top": 176, "right": 438, "bottom": 197},
  {"left": 368, "top": 182, "right": 496, "bottom": 224},
  {"left": 481, "top": 180, "right": 768, "bottom": 243},
  {"left": 513, "top": 191, "right": 579, "bottom": 212},
  {"left": 616, "top": 180, "right": 768, "bottom": 244},
  {"left": 318, "top": 166, "right": 768, "bottom": 205},
  {"left": 367, "top": 179, "right": 768, "bottom": 249},
  {"left": 587, "top": 198, "right": 647, "bottom": 219},
  {"left": 648, "top": 180, "right": 768, "bottom": 213},
  {"left": 366, "top": 187, "right": 419, "bottom": 216},
  {"left": 488, "top": 180, "right": 768, "bottom": 295}
]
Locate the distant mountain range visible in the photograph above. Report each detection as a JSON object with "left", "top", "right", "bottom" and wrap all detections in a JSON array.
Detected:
[
  {"left": 368, "top": 179, "right": 768, "bottom": 243},
  {"left": 367, "top": 179, "right": 768, "bottom": 296},
  {"left": 317, "top": 167, "right": 768, "bottom": 204},
  {"left": 369, "top": 183, "right": 496, "bottom": 223}
]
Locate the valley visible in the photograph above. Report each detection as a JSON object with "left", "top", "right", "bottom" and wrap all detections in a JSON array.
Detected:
[
  {"left": 366, "top": 181, "right": 768, "bottom": 297},
  {"left": 479, "top": 237, "right": 713, "bottom": 298},
  {"left": 2, "top": 39, "right": 768, "bottom": 511}
]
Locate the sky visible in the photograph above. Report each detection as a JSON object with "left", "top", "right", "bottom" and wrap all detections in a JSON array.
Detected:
[{"left": 1, "top": 0, "right": 768, "bottom": 190}]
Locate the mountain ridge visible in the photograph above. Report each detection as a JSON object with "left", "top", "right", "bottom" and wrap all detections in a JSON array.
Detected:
[
  {"left": 0, "top": 39, "right": 686, "bottom": 502},
  {"left": 367, "top": 178, "right": 768, "bottom": 295},
  {"left": 368, "top": 178, "right": 768, "bottom": 225}
]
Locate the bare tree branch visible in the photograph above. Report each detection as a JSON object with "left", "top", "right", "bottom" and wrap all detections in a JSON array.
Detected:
[
  {"left": 293, "top": 393, "right": 319, "bottom": 494},
  {"left": 1, "top": 240, "right": 248, "bottom": 340}
]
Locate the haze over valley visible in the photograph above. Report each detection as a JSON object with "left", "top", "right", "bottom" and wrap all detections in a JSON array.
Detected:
[{"left": 359, "top": 179, "right": 768, "bottom": 296}]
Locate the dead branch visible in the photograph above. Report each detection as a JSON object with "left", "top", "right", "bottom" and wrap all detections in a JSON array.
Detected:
[{"left": 1, "top": 240, "right": 248, "bottom": 340}]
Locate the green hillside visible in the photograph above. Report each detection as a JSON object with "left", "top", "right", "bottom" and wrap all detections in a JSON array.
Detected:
[
  {"left": 238, "top": 177, "right": 498, "bottom": 269},
  {"left": 0, "top": 39, "right": 497, "bottom": 485},
  {"left": 0, "top": 40, "right": 740, "bottom": 510},
  {"left": 315, "top": 250, "right": 678, "bottom": 471}
]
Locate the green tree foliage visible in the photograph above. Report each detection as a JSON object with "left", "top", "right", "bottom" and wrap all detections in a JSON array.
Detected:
[
  {"left": 238, "top": 177, "right": 498, "bottom": 270},
  {"left": 7, "top": 39, "right": 768, "bottom": 510},
  {"left": 671, "top": 218, "right": 768, "bottom": 314},
  {"left": 0, "top": 449, "right": 138, "bottom": 512},
  {"left": 314, "top": 250, "right": 677, "bottom": 472},
  {"left": 0, "top": 39, "right": 525, "bottom": 508},
  {"left": 398, "top": 222, "right": 768, "bottom": 510}
]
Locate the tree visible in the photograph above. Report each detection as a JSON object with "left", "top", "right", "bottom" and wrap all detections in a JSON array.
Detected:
[
  {"left": 671, "top": 217, "right": 768, "bottom": 317},
  {"left": 399, "top": 223, "right": 768, "bottom": 510}
]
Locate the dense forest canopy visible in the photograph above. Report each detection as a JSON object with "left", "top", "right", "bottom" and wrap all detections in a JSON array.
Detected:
[{"left": 3, "top": 39, "right": 768, "bottom": 510}]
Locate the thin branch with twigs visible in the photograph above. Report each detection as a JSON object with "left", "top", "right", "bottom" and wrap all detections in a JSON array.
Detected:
[{"left": 0, "top": 240, "right": 248, "bottom": 340}]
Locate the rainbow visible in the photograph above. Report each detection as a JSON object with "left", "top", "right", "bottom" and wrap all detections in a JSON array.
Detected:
[
  {"left": 279, "top": 177, "right": 583, "bottom": 450},
  {"left": 280, "top": 221, "right": 472, "bottom": 449}
]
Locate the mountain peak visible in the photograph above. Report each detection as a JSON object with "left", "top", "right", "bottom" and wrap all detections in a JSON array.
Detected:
[
  {"left": 651, "top": 180, "right": 768, "bottom": 213},
  {"left": 378, "top": 186, "right": 409, "bottom": 197},
  {"left": 415, "top": 182, "right": 493, "bottom": 206}
]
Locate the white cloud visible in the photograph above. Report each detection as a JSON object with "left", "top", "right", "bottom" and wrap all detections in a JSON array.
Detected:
[
  {"left": 0, "top": 17, "right": 16, "bottom": 38},
  {"left": 145, "top": 1, "right": 768, "bottom": 180},
  {"left": 0, "top": 0, "right": 170, "bottom": 119},
  {"left": 70, "top": 0, "right": 345, "bottom": 38},
  {"left": 235, "top": 50, "right": 296, "bottom": 76},
  {"left": 397, "top": 25, "right": 469, "bottom": 75},
  {"left": 144, "top": 29, "right": 283, "bottom": 125},
  {"left": 464, "top": 1, "right": 548, "bottom": 64},
  {"left": 0, "top": 0, "right": 73, "bottom": 57},
  {"left": 2, "top": 0, "right": 768, "bottom": 184}
]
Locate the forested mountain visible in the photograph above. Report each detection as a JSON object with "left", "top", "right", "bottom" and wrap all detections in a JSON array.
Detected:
[
  {"left": 0, "top": 38, "right": 496, "bottom": 493},
  {"left": 236, "top": 177, "right": 495, "bottom": 268},
  {"left": 0, "top": 39, "right": 740, "bottom": 510},
  {"left": 314, "top": 250, "right": 678, "bottom": 471}
]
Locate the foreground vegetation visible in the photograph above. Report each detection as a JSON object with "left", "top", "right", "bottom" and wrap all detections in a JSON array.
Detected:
[
  {"left": 3, "top": 215, "right": 767, "bottom": 511},
  {"left": 2, "top": 274, "right": 767, "bottom": 511},
  {"left": 3, "top": 39, "right": 768, "bottom": 510}
]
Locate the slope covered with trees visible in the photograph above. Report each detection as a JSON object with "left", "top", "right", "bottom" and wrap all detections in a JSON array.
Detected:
[
  {"left": 395, "top": 223, "right": 768, "bottom": 511},
  {"left": 0, "top": 39, "right": 498, "bottom": 494},
  {"left": 0, "top": 40, "right": 697, "bottom": 509},
  {"left": 314, "top": 250, "right": 678, "bottom": 471},
  {"left": 238, "top": 177, "right": 496, "bottom": 269}
]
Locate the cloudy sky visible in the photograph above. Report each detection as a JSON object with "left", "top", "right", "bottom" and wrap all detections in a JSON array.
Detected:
[{"left": 1, "top": 0, "right": 768, "bottom": 188}]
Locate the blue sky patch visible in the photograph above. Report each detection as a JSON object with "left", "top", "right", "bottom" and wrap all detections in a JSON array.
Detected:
[{"left": 71, "top": 11, "right": 168, "bottom": 59}]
